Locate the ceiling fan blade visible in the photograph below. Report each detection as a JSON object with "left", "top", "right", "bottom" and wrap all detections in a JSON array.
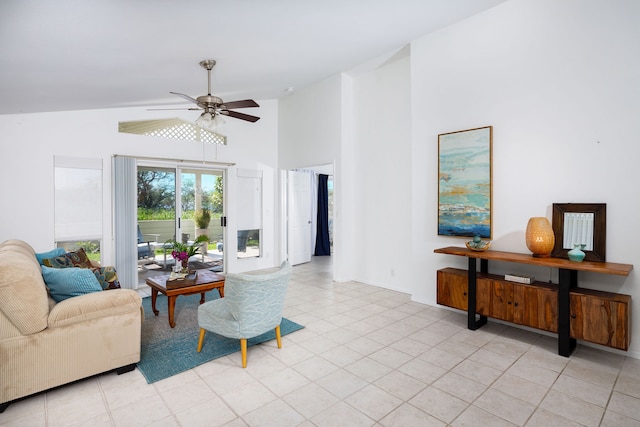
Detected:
[
  {"left": 223, "top": 99, "right": 259, "bottom": 109},
  {"left": 169, "top": 91, "right": 198, "bottom": 104},
  {"left": 222, "top": 110, "right": 261, "bottom": 122},
  {"left": 147, "top": 107, "right": 202, "bottom": 111}
]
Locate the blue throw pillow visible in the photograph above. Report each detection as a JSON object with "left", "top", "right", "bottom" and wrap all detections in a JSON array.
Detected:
[
  {"left": 36, "top": 248, "right": 66, "bottom": 265},
  {"left": 41, "top": 266, "right": 103, "bottom": 303}
]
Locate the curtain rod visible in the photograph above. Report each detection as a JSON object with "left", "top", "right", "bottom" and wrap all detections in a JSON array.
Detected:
[{"left": 113, "top": 154, "right": 235, "bottom": 167}]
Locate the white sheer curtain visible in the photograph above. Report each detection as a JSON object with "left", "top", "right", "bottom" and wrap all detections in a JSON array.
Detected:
[{"left": 113, "top": 156, "right": 137, "bottom": 289}]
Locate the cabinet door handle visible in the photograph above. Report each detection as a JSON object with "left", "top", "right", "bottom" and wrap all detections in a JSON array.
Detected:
[
  {"left": 514, "top": 302, "right": 519, "bottom": 307},
  {"left": 463, "top": 292, "right": 467, "bottom": 296},
  {"left": 571, "top": 314, "right": 577, "bottom": 319}
]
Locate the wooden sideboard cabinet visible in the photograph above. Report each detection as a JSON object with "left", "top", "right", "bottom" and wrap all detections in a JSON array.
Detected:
[{"left": 435, "top": 247, "right": 633, "bottom": 356}]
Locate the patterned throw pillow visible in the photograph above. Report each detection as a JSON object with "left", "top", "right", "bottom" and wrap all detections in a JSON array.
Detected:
[
  {"left": 35, "top": 248, "right": 66, "bottom": 265},
  {"left": 43, "top": 254, "right": 75, "bottom": 268},
  {"left": 65, "top": 248, "right": 94, "bottom": 268},
  {"left": 93, "top": 266, "right": 121, "bottom": 290},
  {"left": 42, "top": 248, "right": 91, "bottom": 268}
]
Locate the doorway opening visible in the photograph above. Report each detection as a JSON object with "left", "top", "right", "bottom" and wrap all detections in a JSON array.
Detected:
[{"left": 287, "top": 164, "right": 334, "bottom": 267}]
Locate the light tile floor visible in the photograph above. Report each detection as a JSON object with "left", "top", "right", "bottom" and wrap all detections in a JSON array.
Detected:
[{"left": 3, "top": 257, "right": 640, "bottom": 426}]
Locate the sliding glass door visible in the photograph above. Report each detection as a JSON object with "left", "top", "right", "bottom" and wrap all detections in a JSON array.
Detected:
[
  {"left": 137, "top": 162, "right": 225, "bottom": 283},
  {"left": 179, "top": 168, "right": 224, "bottom": 270}
]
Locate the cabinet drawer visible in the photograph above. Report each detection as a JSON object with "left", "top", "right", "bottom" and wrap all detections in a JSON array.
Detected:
[
  {"left": 436, "top": 268, "right": 489, "bottom": 315},
  {"left": 570, "top": 288, "right": 631, "bottom": 351},
  {"left": 487, "top": 280, "right": 558, "bottom": 332},
  {"left": 437, "top": 268, "right": 468, "bottom": 311}
]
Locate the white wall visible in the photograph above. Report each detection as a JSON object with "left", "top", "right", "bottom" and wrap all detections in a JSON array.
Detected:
[
  {"left": 411, "top": 0, "right": 640, "bottom": 357},
  {"left": 0, "top": 100, "right": 279, "bottom": 273},
  {"left": 278, "top": 74, "right": 343, "bottom": 171},
  {"left": 278, "top": 74, "right": 353, "bottom": 280},
  {"left": 350, "top": 54, "right": 413, "bottom": 293}
]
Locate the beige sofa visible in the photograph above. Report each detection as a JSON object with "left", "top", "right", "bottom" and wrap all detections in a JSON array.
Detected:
[{"left": 0, "top": 239, "right": 143, "bottom": 411}]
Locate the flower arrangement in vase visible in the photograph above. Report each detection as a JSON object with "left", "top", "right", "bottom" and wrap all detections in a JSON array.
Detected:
[{"left": 166, "top": 235, "right": 209, "bottom": 273}]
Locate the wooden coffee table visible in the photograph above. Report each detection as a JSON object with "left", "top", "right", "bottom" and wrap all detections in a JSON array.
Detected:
[{"left": 145, "top": 270, "right": 225, "bottom": 328}]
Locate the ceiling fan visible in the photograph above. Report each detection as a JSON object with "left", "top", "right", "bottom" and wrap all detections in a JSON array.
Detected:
[{"left": 163, "top": 59, "right": 260, "bottom": 129}]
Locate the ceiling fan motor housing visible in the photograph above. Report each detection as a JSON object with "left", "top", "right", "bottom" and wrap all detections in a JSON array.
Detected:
[
  {"left": 199, "top": 59, "right": 216, "bottom": 70},
  {"left": 197, "top": 95, "right": 224, "bottom": 108}
]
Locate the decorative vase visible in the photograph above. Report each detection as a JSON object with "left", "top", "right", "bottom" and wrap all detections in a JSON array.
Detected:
[
  {"left": 181, "top": 258, "right": 189, "bottom": 272},
  {"left": 568, "top": 244, "right": 586, "bottom": 262},
  {"left": 525, "top": 217, "right": 555, "bottom": 257}
]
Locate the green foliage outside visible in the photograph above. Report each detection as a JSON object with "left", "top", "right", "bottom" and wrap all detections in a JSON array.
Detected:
[
  {"left": 195, "top": 208, "right": 211, "bottom": 228},
  {"left": 138, "top": 207, "right": 176, "bottom": 220},
  {"left": 138, "top": 209, "right": 222, "bottom": 221},
  {"left": 75, "top": 241, "right": 101, "bottom": 261},
  {"left": 211, "top": 175, "right": 223, "bottom": 213},
  {"left": 137, "top": 170, "right": 223, "bottom": 220}
]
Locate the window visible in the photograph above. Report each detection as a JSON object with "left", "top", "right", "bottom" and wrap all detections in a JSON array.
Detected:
[
  {"left": 237, "top": 169, "right": 262, "bottom": 258},
  {"left": 54, "top": 156, "right": 103, "bottom": 261}
]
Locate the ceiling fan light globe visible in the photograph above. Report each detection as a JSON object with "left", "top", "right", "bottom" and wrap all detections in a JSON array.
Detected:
[
  {"left": 213, "top": 114, "right": 226, "bottom": 127},
  {"left": 195, "top": 111, "right": 225, "bottom": 132}
]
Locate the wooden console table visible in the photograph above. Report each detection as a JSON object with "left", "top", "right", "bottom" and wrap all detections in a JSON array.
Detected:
[{"left": 434, "top": 246, "right": 633, "bottom": 356}]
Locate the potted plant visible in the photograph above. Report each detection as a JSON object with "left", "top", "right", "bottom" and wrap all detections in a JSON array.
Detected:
[
  {"left": 194, "top": 208, "right": 211, "bottom": 253},
  {"left": 166, "top": 234, "right": 209, "bottom": 272}
]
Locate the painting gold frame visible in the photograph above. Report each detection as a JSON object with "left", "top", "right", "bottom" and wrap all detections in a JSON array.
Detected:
[{"left": 438, "top": 126, "right": 493, "bottom": 239}]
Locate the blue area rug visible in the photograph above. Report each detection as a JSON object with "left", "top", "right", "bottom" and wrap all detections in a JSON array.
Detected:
[{"left": 138, "top": 292, "right": 304, "bottom": 383}]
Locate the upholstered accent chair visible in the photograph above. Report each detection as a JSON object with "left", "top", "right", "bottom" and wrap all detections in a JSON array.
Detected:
[{"left": 197, "top": 261, "right": 292, "bottom": 367}]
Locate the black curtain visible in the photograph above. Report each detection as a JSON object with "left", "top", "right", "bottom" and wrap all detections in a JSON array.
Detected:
[{"left": 314, "top": 174, "right": 331, "bottom": 256}]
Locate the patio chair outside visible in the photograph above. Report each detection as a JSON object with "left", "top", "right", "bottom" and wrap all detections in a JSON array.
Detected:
[{"left": 137, "top": 224, "right": 159, "bottom": 261}]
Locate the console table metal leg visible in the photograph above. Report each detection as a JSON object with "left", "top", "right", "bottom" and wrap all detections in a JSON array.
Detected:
[
  {"left": 558, "top": 268, "right": 577, "bottom": 356},
  {"left": 468, "top": 257, "right": 488, "bottom": 330}
]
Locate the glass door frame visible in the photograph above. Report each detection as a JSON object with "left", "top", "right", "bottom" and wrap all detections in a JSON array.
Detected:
[{"left": 136, "top": 159, "right": 227, "bottom": 273}]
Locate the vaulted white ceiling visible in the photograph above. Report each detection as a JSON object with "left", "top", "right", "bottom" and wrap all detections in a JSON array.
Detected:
[{"left": 0, "top": 0, "right": 506, "bottom": 115}]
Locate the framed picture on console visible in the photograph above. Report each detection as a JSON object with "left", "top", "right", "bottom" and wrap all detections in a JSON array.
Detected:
[
  {"left": 438, "top": 126, "right": 493, "bottom": 239},
  {"left": 552, "top": 203, "right": 606, "bottom": 262}
]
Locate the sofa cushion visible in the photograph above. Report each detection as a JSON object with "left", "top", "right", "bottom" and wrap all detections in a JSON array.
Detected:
[
  {"left": 41, "top": 266, "right": 103, "bottom": 303},
  {"left": 35, "top": 248, "right": 66, "bottom": 265},
  {"left": 48, "top": 289, "right": 141, "bottom": 328},
  {"left": 0, "top": 240, "right": 50, "bottom": 335}
]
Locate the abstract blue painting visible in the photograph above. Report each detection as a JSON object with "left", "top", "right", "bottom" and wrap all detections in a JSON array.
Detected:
[{"left": 438, "top": 126, "right": 492, "bottom": 239}]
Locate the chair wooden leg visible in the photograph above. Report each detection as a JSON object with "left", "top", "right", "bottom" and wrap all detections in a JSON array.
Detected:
[
  {"left": 197, "top": 328, "right": 206, "bottom": 352},
  {"left": 275, "top": 325, "right": 282, "bottom": 348},
  {"left": 240, "top": 339, "right": 248, "bottom": 368}
]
